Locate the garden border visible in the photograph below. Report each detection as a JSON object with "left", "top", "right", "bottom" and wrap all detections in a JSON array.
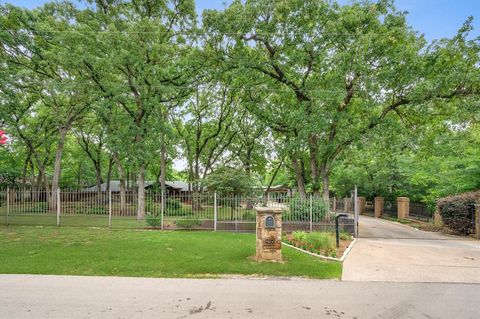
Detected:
[{"left": 282, "top": 237, "right": 357, "bottom": 262}]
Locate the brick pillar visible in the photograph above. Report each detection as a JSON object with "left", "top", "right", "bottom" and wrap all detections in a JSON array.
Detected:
[
  {"left": 255, "top": 207, "right": 283, "bottom": 262},
  {"left": 357, "top": 197, "right": 366, "bottom": 215},
  {"left": 344, "top": 197, "right": 351, "bottom": 213},
  {"left": 397, "top": 197, "right": 410, "bottom": 219},
  {"left": 434, "top": 205, "right": 444, "bottom": 227},
  {"left": 332, "top": 196, "right": 336, "bottom": 212},
  {"left": 374, "top": 197, "right": 384, "bottom": 218},
  {"left": 475, "top": 204, "right": 480, "bottom": 240}
]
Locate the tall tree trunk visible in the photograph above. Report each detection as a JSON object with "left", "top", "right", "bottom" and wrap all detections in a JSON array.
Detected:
[
  {"left": 320, "top": 163, "right": 330, "bottom": 201},
  {"left": 308, "top": 135, "right": 320, "bottom": 194},
  {"left": 291, "top": 157, "right": 306, "bottom": 198},
  {"left": 159, "top": 135, "right": 167, "bottom": 193},
  {"left": 51, "top": 127, "right": 68, "bottom": 210},
  {"left": 32, "top": 153, "right": 50, "bottom": 205},
  {"left": 113, "top": 154, "right": 127, "bottom": 215},
  {"left": 137, "top": 164, "right": 146, "bottom": 220},
  {"left": 21, "top": 152, "right": 31, "bottom": 187},
  {"left": 106, "top": 157, "right": 113, "bottom": 194},
  {"left": 95, "top": 163, "right": 102, "bottom": 196}
]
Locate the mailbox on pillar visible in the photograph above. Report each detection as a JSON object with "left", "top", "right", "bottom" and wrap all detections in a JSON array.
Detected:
[{"left": 255, "top": 207, "right": 283, "bottom": 262}]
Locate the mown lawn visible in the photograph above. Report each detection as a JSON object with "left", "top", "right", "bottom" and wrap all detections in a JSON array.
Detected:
[{"left": 0, "top": 226, "right": 341, "bottom": 279}]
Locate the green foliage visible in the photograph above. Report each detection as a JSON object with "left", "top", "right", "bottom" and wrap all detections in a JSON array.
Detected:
[
  {"left": 145, "top": 213, "right": 162, "bottom": 228},
  {"left": 304, "top": 232, "right": 336, "bottom": 257},
  {"left": 166, "top": 198, "right": 182, "bottom": 212},
  {"left": 291, "top": 231, "right": 307, "bottom": 242},
  {"left": 175, "top": 219, "right": 200, "bottom": 229},
  {"left": 437, "top": 191, "right": 479, "bottom": 235},
  {"left": 204, "top": 167, "right": 256, "bottom": 195},
  {"left": 75, "top": 206, "right": 106, "bottom": 215},
  {"left": 288, "top": 197, "right": 328, "bottom": 222},
  {"left": 241, "top": 211, "right": 256, "bottom": 221}
]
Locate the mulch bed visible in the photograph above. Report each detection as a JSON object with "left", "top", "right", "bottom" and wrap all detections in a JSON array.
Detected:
[{"left": 283, "top": 234, "right": 352, "bottom": 259}]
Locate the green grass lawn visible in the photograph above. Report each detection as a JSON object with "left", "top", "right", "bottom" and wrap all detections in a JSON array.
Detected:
[{"left": 0, "top": 226, "right": 341, "bottom": 279}]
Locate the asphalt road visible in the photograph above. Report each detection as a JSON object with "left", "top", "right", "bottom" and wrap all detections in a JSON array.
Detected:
[
  {"left": 0, "top": 274, "right": 479, "bottom": 319},
  {"left": 342, "top": 216, "right": 480, "bottom": 282}
]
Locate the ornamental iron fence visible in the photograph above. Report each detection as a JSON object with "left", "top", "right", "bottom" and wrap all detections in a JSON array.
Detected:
[{"left": 0, "top": 188, "right": 354, "bottom": 234}]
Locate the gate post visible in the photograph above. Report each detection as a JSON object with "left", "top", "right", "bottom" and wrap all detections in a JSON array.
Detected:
[
  {"left": 434, "top": 204, "right": 444, "bottom": 227},
  {"left": 332, "top": 196, "right": 336, "bottom": 212},
  {"left": 374, "top": 197, "right": 384, "bottom": 218},
  {"left": 214, "top": 192, "right": 217, "bottom": 231},
  {"left": 357, "top": 197, "right": 366, "bottom": 215},
  {"left": 354, "top": 186, "right": 358, "bottom": 238},
  {"left": 108, "top": 189, "right": 112, "bottom": 229},
  {"left": 6, "top": 187, "right": 10, "bottom": 226},
  {"left": 397, "top": 197, "right": 410, "bottom": 220},
  {"left": 309, "top": 194, "right": 313, "bottom": 232},
  {"left": 475, "top": 204, "right": 480, "bottom": 240},
  {"left": 56, "top": 188, "right": 61, "bottom": 227},
  {"left": 161, "top": 190, "right": 165, "bottom": 231},
  {"left": 344, "top": 197, "right": 350, "bottom": 213}
]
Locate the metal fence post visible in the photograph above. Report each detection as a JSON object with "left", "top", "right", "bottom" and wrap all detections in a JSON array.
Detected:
[
  {"left": 6, "top": 187, "right": 10, "bottom": 226},
  {"left": 354, "top": 186, "right": 358, "bottom": 238},
  {"left": 214, "top": 192, "right": 217, "bottom": 231},
  {"left": 309, "top": 194, "right": 313, "bottom": 232},
  {"left": 161, "top": 190, "right": 164, "bottom": 231},
  {"left": 56, "top": 188, "right": 61, "bottom": 227},
  {"left": 108, "top": 189, "right": 112, "bottom": 229}
]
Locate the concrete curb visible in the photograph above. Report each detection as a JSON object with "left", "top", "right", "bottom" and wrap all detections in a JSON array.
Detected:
[{"left": 282, "top": 238, "right": 358, "bottom": 262}]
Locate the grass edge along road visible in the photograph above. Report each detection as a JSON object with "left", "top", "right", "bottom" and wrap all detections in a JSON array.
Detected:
[{"left": 0, "top": 226, "right": 341, "bottom": 279}]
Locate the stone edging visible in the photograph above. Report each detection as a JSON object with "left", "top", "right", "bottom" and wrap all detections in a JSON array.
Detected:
[{"left": 282, "top": 238, "right": 357, "bottom": 262}]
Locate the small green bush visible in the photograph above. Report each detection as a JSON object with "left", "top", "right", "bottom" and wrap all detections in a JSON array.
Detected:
[
  {"left": 291, "top": 231, "right": 307, "bottom": 242},
  {"left": 175, "top": 219, "right": 200, "bottom": 229},
  {"left": 288, "top": 196, "right": 328, "bottom": 222},
  {"left": 76, "top": 206, "right": 106, "bottom": 215},
  {"left": 166, "top": 198, "right": 182, "bottom": 211},
  {"left": 145, "top": 213, "right": 162, "bottom": 227},
  {"left": 437, "top": 191, "right": 479, "bottom": 235},
  {"left": 241, "top": 211, "right": 256, "bottom": 221},
  {"left": 305, "top": 232, "right": 335, "bottom": 252}
]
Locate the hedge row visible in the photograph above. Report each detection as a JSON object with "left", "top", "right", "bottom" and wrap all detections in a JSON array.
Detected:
[{"left": 437, "top": 191, "right": 479, "bottom": 235}]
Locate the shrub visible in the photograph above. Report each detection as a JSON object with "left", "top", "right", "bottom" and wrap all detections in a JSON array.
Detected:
[
  {"left": 288, "top": 196, "right": 328, "bottom": 222},
  {"left": 25, "top": 202, "right": 48, "bottom": 213},
  {"left": 145, "top": 213, "right": 162, "bottom": 227},
  {"left": 241, "top": 211, "right": 256, "bottom": 221},
  {"left": 291, "top": 231, "right": 307, "bottom": 242},
  {"left": 437, "top": 191, "right": 479, "bottom": 235},
  {"left": 305, "top": 232, "right": 335, "bottom": 252},
  {"left": 76, "top": 206, "right": 106, "bottom": 215},
  {"left": 166, "top": 198, "right": 182, "bottom": 211},
  {"left": 175, "top": 219, "right": 200, "bottom": 229}
]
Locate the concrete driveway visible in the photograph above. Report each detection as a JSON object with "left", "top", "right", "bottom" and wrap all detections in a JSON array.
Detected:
[{"left": 342, "top": 216, "right": 480, "bottom": 283}]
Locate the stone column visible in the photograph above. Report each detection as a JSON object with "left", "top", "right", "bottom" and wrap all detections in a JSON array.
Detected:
[
  {"left": 357, "top": 197, "right": 366, "bottom": 215},
  {"left": 255, "top": 207, "right": 283, "bottom": 262},
  {"left": 434, "top": 205, "right": 444, "bottom": 227},
  {"left": 332, "top": 196, "right": 336, "bottom": 212},
  {"left": 475, "top": 204, "right": 480, "bottom": 240},
  {"left": 344, "top": 197, "right": 351, "bottom": 213},
  {"left": 374, "top": 197, "right": 384, "bottom": 218},
  {"left": 397, "top": 197, "right": 410, "bottom": 219}
]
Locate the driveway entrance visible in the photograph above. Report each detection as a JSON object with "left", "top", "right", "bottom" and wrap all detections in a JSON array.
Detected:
[{"left": 342, "top": 216, "right": 480, "bottom": 283}]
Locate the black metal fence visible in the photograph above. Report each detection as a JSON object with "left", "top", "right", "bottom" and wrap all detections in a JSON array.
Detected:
[
  {"left": 383, "top": 201, "right": 397, "bottom": 218},
  {"left": 409, "top": 202, "right": 432, "bottom": 222},
  {"left": 0, "top": 188, "right": 355, "bottom": 234},
  {"left": 364, "top": 201, "right": 374, "bottom": 216}
]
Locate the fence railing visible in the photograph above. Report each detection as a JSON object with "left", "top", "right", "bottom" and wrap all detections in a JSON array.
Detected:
[
  {"left": 409, "top": 202, "right": 432, "bottom": 222},
  {"left": 0, "top": 189, "right": 354, "bottom": 233}
]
